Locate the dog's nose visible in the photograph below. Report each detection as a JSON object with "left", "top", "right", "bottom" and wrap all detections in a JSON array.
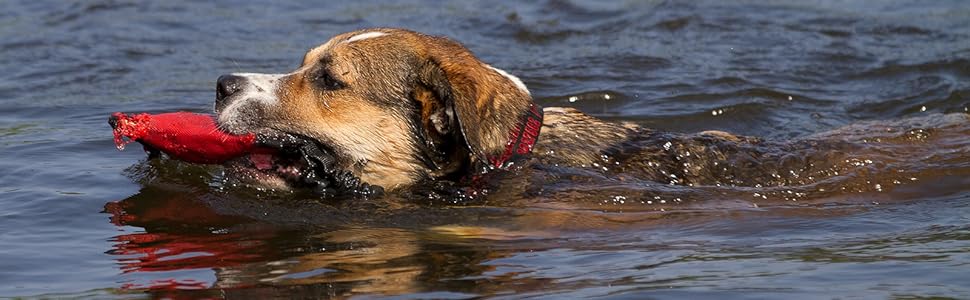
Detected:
[{"left": 216, "top": 74, "right": 245, "bottom": 108}]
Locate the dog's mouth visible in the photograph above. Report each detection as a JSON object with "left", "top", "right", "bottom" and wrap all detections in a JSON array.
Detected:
[
  {"left": 225, "top": 132, "right": 381, "bottom": 197},
  {"left": 224, "top": 133, "right": 319, "bottom": 188}
]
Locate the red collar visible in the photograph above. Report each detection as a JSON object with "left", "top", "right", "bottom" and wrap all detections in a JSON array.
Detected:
[{"left": 488, "top": 103, "right": 544, "bottom": 169}]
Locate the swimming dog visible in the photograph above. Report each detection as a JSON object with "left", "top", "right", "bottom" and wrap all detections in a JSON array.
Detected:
[{"left": 214, "top": 28, "right": 969, "bottom": 199}]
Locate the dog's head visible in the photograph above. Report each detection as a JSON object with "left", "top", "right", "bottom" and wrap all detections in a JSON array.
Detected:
[{"left": 215, "top": 28, "right": 537, "bottom": 190}]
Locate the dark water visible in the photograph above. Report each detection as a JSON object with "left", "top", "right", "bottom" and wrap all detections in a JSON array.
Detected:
[{"left": 2, "top": 0, "right": 970, "bottom": 298}]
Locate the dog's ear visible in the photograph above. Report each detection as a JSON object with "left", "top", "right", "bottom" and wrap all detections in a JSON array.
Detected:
[{"left": 414, "top": 36, "right": 536, "bottom": 170}]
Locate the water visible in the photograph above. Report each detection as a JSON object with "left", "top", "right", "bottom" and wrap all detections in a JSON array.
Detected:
[{"left": 2, "top": 0, "right": 969, "bottom": 298}]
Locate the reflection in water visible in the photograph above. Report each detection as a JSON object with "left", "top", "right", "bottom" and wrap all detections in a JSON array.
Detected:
[
  {"left": 101, "top": 113, "right": 969, "bottom": 298},
  {"left": 103, "top": 186, "right": 511, "bottom": 297},
  {"left": 1, "top": 0, "right": 969, "bottom": 297}
]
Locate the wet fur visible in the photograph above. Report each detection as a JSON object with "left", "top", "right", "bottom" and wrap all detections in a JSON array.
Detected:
[{"left": 215, "top": 28, "right": 968, "bottom": 193}]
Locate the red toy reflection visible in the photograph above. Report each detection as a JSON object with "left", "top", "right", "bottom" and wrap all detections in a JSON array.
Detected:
[{"left": 104, "top": 187, "right": 280, "bottom": 292}]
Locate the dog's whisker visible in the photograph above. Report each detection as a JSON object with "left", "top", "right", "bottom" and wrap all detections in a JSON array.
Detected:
[{"left": 230, "top": 59, "right": 242, "bottom": 73}]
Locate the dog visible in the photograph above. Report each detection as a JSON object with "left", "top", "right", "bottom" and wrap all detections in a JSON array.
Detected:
[{"left": 214, "top": 28, "right": 969, "bottom": 202}]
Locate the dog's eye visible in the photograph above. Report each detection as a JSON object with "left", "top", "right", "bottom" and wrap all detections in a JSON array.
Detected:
[{"left": 312, "top": 71, "right": 344, "bottom": 90}]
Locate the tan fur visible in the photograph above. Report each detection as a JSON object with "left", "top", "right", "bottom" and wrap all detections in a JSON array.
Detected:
[
  {"left": 534, "top": 107, "right": 639, "bottom": 166},
  {"left": 221, "top": 28, "right": 546, "bottom": 189},
  {"left": 274, "top": 72, "right": 421, "bottom": 189},
  {"left": 218, "top": 28, "right": 828, "bottom": 190}
]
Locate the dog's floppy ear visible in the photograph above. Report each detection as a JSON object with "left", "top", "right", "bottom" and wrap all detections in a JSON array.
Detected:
[{"left": 414, "top": 35, "right": 539, "bottom": 170}]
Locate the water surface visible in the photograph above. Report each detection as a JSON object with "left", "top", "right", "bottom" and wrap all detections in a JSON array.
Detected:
[{"left": 1, "top": 0, "right": 969, "bottom": 298}]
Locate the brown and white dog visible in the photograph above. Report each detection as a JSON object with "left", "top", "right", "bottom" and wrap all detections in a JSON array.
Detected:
[
  {"left": 213, "top": 27, "right": 968, "bottom": 197},
  {"left": 215, "top": 27, "right": 610, "bottom": 191}
]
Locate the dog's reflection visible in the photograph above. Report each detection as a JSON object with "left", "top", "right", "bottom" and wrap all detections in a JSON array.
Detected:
[{"left": 103, "top": 186, "right": 504, "bottom": 297}]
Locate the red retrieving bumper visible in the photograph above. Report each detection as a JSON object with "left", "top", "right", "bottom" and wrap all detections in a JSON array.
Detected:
[{"left": 109, "top": 112, "right": 265, "bottom": 164}]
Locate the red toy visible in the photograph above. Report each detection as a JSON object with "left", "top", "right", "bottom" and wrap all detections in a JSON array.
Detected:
[
  {"left": 109, "top": 111, "right": 382, "bottom": 196},
  {"left": 109, "top": 112, "right": 268, "bottom": 164}
]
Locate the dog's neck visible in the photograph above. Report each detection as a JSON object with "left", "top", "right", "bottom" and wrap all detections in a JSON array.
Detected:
[
  {"left": 531, "top": 107, "right": 642, "bottom": 167},
  {"left": 487, "top": 103, "right": 544, "bottom": 169}
]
